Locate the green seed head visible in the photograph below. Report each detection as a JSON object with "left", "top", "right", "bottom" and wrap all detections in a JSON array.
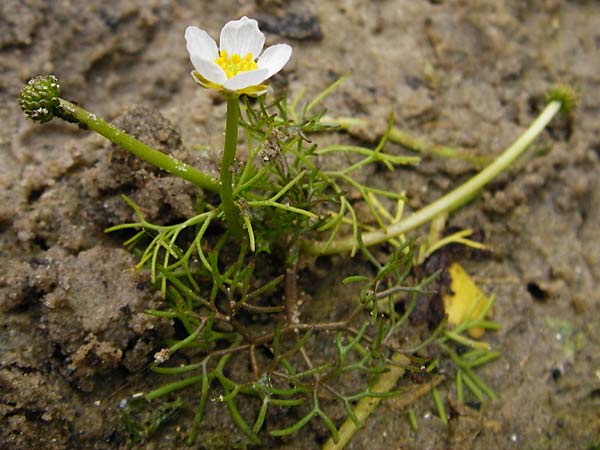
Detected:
[{"left": 19, "top": 75, "right": 62, "bottom": 123}]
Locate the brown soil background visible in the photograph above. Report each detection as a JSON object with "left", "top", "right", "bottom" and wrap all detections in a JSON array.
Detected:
[{"left": 1, "top": 1, "right": 599, "bottom": 449}]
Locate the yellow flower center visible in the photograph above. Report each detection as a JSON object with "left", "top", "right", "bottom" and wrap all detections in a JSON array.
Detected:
[{"left": 215, "top": 50, "right": 258, "bottom": 79}]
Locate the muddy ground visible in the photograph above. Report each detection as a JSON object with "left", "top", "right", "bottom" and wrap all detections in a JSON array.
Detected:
[{"left": 1, "top": 1, "right": 599, "bottom": 449}]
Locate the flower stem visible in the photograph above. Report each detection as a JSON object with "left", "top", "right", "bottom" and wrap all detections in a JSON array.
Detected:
[
  {"left": 55, "top": 98, "right": 219, "bottom": 193},
  {"left": 303, "top": 100, "right": 562, "bottom": 256},
  {"left": 220, "top": 95, "right": 243, "bottom": 236}
]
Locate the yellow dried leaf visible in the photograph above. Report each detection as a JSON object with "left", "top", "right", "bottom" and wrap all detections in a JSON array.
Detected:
[{"left": 442, "top": 262, "right": 490, "bottom": 338}]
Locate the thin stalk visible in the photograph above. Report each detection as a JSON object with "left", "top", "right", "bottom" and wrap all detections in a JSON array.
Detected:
[
  {"left": 220, "top": 95, "right": 243, "bottom": 235},
  {"left": 304, "top": 100, "right": 562, "bottom": 255},
  {"left": 407, "top": 408, "right": 418, "bottom": 431},
  {"left": 144, "top": 374, "right": 205, "bottom": 400},
  {"left": 55, "top": 98, "right": 219, "bottom": 192},
  {"left": 431, "top": 387, "right": 448, "bottom": 425},
  {"left": 456, "top": 370, "right": 465, "bottom": 403}
]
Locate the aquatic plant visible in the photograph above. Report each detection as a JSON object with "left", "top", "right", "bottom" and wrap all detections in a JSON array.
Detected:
[{"left": 19, "top": 16, "right": 576, "bottom": 448}]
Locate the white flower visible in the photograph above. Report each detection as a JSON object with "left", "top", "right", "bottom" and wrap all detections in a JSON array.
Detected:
[{"left": 185, "top": 16, "right": 292, "bottom": 96}]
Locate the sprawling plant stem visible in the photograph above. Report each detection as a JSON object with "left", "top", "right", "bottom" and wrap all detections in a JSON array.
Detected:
[{"left": 302, "top": 100, "right": 563, "bottom": 255}]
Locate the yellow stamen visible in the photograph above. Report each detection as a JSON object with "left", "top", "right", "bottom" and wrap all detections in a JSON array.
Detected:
[{"left": 215, "top": 50, "right": 258, "bottom": 79}]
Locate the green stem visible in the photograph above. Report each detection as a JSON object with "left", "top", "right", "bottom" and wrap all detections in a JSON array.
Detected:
[
  {"left": 431, "top": 387, "right": 448, "bottom": 425},
  {"left": 54, "top": 98, "right": 219, "bottom": 192},
  {"left": 144, "top": 374, "right": 205, "bottom": 400},
  {"left": 220, "top": 95, "right": 243, "bottom": 236},
  {"left": 304, "top": 101, "right": 562, "bottom": 255}
]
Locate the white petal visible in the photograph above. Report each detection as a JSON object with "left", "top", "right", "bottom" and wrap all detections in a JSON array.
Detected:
[
  {"left": 185, "top": 26, "right": 219, "bottom": 61},
  {"left": 190, "top": 56, "right": 227, "bottom": 85},
  {"left": 223, "top": 68, "right": 269, "bottom": 90},
  {"left": 257, "top": 44, "right": 292, "bottom": 78},
  {"left": 220, "top": 16, "right": 264, "bottom": 58}
]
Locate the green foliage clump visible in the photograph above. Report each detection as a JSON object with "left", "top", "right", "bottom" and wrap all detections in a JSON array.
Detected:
[
  {"left": 106, "top": 83, "right": 505, "bottom": 447},
  {"left": 20, "top": 71, "right": 569, "bottom": 446}
]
